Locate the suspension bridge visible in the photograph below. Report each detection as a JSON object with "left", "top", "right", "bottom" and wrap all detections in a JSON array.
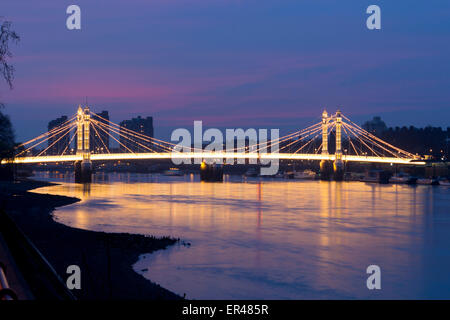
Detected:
[{"left": 2, "top": 106, "right": 425, "bottom": 169}]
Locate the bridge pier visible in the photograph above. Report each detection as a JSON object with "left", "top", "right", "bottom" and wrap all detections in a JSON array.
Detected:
[
  {"left": 74, "top": 160, "right": 92, "bottom": 183},
  {"left": 200, "top": 161, "right": 223, "bottom": 182},
  {"left": 319, "top": 160, "right": 333, "bottom": 180},
  {"left": 74, "top": 161, "right": 81, "bottom": 180},
  {"left": 333, "top": 159, "right": 345, "bottom": 181}
]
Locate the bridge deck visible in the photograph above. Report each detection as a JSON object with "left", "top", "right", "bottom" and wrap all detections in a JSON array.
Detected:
[{"left": 3, "top": 152, "right": 425, "bottom": 165}]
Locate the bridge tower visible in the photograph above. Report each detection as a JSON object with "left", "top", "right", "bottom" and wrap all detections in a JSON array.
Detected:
[
  {"left": 83, "top": 106, "right": 91, "bottom": 157},
  {"left": 74, "top": 105, "right": 92, "bottom": 183},
  {"left": 319, "top": 110, "right": 332, "bottom": 180},
  {"left": 333, "top": 110, "right": 344, "bottom": 181},
  {"left": 76, "top": 105, "right": 84, "bottom": 153},
  {"left": 321, "top": 110, "right": 329, "bottom": 155}
]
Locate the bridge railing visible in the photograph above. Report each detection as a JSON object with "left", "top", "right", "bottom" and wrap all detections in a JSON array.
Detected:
[
  {"left": 0, "top": 262, "right": 17, "bottom": 300},
  {"left": 0, "top": 210, "right": 76, "bottom": 300}
]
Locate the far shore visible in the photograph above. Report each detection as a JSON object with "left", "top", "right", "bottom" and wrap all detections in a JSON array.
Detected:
[{"left": 0, "top": 178, "right": 182, "bottom": 300}]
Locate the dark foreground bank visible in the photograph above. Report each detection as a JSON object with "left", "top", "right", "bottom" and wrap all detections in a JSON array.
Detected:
[{"left": 0, "top": 179, "right": 181, "bottom": 300}]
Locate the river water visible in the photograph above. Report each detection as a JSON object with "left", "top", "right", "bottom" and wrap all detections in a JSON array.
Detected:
[{"left": 32, "top": 171, "right": 450, "bottom": 299}]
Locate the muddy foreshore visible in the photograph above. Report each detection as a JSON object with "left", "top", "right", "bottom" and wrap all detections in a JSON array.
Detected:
[{"left": 0, "top": 179, "right": 182, "bottom": 300}]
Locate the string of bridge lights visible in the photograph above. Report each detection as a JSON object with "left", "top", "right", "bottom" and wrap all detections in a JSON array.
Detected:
[{"left": 12, "top": 109, "right": 417, "bottom": 163}]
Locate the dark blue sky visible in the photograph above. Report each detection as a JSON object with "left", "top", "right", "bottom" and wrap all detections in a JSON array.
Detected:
[{"left": 1, "top": 0, "right": 450, "bottom": 142}]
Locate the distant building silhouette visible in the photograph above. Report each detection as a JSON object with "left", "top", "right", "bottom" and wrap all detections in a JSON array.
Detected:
[
  {"left": 381, "top": 125, "right": 450, "bottom": 160},
  {"left": 90, "top": 110, "right": 110, "bottom": 153},
  {"left": 362, "top": 116, "right": 449, "bottom": 159},
  {"left": 362, "top": 116, "right": 387, "bottom": 136},
  {"left": 47, "top": 116, "right": 69, "bottom": 155},
  {"left": 119, "top": 116, "right": 154, "bottom": 152}
]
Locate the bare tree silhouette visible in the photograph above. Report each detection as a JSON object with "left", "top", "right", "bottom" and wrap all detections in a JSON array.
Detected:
[
  {"left": 0, "top": 19, "right": 20, "bottom": 92},
  {"left": 0, "top": 19, "right": 19, "bottom": 174}
]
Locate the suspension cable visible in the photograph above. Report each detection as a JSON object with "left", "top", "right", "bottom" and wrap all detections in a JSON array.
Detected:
[{"left": 90, "top": 121, "right": 111, "bottom": 154}]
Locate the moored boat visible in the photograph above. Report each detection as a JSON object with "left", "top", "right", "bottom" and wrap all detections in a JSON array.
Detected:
[
  {"left": 360, "top": 176, "right": 379, "bottom": 183},
  {"left": 360, "top": 170, "right": 390, "bottom": 184},
  {"left": 283, "top": 171, "right": 295, "bottom": 179},
  {"left": 390, "top": 173, "right": 417, "bottom": 185},
  {"left": 417, "top": 178, "right": 439, "bottom": 185},
  {"left": 163, "top": 168, "right": 184, "bottom": 176},
  {"left": 293, "top": 169, "right": 316, "bottom": 180},
  {"left": 244, "top": 168, "right": 258, "bottom": 177},
  {"left": 274, "top": 172, "right": 284, "bottom": 178},
  {"left": 390, "top": 175, "right": 408, "bottom": 184}
]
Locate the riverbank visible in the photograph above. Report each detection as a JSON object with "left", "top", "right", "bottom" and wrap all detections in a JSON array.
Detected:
[{"left": 0, "top": 179, "right": 182, "bottom": 300}]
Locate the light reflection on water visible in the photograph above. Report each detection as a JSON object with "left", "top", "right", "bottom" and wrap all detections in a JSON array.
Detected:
[{"left": 32, "top": 171, "right": 450, "bottom": 299}]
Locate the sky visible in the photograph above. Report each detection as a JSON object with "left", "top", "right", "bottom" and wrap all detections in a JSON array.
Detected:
[{"left": 1, "top": 0, "right": 450, "bottom": 142}]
